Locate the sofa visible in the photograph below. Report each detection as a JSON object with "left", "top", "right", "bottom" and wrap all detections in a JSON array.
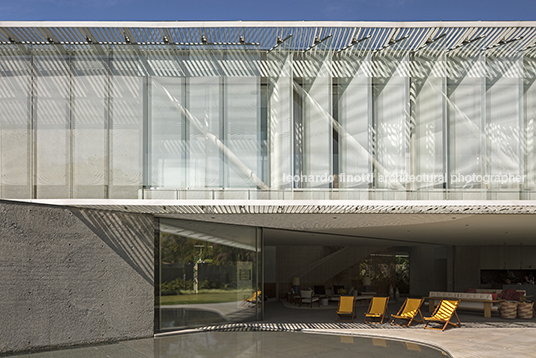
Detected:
[{"left": 326, "top": 286, "right": 356, "bottom": 302}]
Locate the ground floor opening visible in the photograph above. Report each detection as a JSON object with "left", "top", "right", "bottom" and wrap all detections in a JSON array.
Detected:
[{"left": 154, "top": 207, "right": 536, "bottom": 332}]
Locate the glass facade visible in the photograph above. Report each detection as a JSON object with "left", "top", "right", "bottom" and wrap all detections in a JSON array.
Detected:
[
  {"left": 155, "top": 219, "right": 261, "bottom": 331},
  {"left": 1, "top": 24, "right": 536, "bottom": 201}
]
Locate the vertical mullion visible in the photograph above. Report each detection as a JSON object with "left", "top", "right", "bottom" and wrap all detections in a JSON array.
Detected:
[
  {"left": 30, "top": 46, "right": 36, "bottom": 199},
  {"left": 481, "top": 53, "right": 488, "bottom": 199},
  {"left": 442, "top": 53, "right": 449, "bottom": 199},
  {"left": 409, "top": 55, "right": 416, "bottom": 194},
  {"left": 518, "top": 54, "right": 525, "bottom": 200},
  {"left": 143, "top": 51, "right": 150, "bottom": 195},
  {"left": 221, "top": 65, "right": 226, "bottom": 189},
  {"left": 105, "top": 47, "right": 111, "bottom": 199},
  {"left": 69, "top": 52, "right": 73, "bottom": 199}
]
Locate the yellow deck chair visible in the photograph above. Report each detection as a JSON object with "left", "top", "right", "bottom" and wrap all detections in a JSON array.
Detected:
[
  {"left": 390, "top": 298, "right": 424, "bottom": 327},
  {"left": 364, "top": 296, "right": 390, "bottom": 324},
  {"left": 241, "top": 290, "right": 261, "bottom": 307},
  {"left": 336, "top": 296, "right": 356, "bottom": 322},
  {"left": 423, "top": 299, "right": 461, "bottom": 331}
]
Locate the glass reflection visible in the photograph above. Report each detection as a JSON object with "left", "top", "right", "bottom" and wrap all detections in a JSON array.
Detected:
[
  {"left": 154, "top": 331, "right": 450, "bottom": 358},
  {"left": 156, "top": 219, "right": 259, "bottom": 331}
]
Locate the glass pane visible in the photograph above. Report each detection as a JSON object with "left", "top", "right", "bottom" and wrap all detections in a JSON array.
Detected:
[
  {"left": 150, "top": 75, "right": 186, "bottom": 189},
  {"left": 268, "top": 45, "right": 293, "bottom": 190},
  {"left": 156, "top": 219, "right": 259, "bottom": 332},
  {"left": 524, "top": 54, "right": 536, "bottom": 194},
  {"left": 224, "top": 75, "right": 261, "bottom": 188},
  {"left": 447, "top": 55, "right": 485, "bottom": 192},
  {"left": 486, "top": 55, "right": 523, "bottom": 194},
  {"left": 299, "top": 44, "right": 333, "bottom": 189},
  {"left": 109, "top": 49, "right": 144, "bottom": 198},
  {"left": 413, "top": 54, "right": 446, "bottom": 191},
  {"left": 338, "top": 54, "right": 373, "bottom": 189},
  {"left": 0, "top": 51, "right": 31, "bottom": 198},
  {"left": 34, "top": 54, "right": 70, "bottom": 199},
  {"left": 373, "top": 54, "right": 410, "bottom": 193},
  {"left": 72, "top": 53, "right": 108, "bottom": 198},
  {"left": 187, "top": 76, "right": 222, "bottom": 188}
]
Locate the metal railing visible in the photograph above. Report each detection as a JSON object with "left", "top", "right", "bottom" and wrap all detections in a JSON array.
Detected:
[{"left": 138, "top": 188, "right": 534, "bottom": 201}]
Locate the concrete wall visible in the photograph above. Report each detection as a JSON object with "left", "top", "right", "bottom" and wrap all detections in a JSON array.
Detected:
[{"left": 0, "top": 200, "right": 155, "bottom": 354}]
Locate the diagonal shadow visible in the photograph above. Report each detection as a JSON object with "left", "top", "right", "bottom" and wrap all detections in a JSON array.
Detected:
[{"left": 70, "top": 208, "right": 155, "bottom": 285}]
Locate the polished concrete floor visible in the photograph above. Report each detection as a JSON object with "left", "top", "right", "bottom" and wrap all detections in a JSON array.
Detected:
[{"left": 9, "top": 300, "right": 536, "bottom": 358}]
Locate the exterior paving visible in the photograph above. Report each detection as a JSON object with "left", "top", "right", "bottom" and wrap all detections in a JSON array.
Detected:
[
  {"left": 261, "top": 300, "right": 536, "bottom": 358},
  {"left": 6, "top": 299, "right": 536, "bottom": 357}
]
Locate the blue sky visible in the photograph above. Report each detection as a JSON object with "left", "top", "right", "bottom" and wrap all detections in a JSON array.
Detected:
[{"left": 0, "top": 0, "right": 534, "bottom": 22}]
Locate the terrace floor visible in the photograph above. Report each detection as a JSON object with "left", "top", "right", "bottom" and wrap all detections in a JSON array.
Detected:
[{"left": 9, "top": 299, "right": 536, "bottom": 358}]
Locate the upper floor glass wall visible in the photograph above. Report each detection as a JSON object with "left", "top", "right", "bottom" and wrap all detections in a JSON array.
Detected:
[{"left": 1, "top": 42, "right": 536, "bottom": 200}]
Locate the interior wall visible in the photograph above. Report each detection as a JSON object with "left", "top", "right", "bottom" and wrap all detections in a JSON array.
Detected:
[
  {"left": 453, "top": 246, "right": 481, "bottom": 291},
  {"left": 264, "top": 246, "right": 277, "bottom": 299},
  {"left": 0, "top": 200, "right": 154, "bottom": 355},
  {"left": 454, "top": 245, "right": 536, "bottom": 291},
  {"left": 275, "top": 246, "right": 327, "bottom": 298},
  {"left": 274, "top": 245, "right": 395, "bottom": 299},
  {"left": 412, "top": 245, "right": 536, "bottom": 296},
  {"left": 409, "top": 245, "right": 451, "bottom": 297}
]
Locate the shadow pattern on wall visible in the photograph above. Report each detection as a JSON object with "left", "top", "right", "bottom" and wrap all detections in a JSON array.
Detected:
[{"left": 71, "top": 208, "right": 154, "bottom": 285}]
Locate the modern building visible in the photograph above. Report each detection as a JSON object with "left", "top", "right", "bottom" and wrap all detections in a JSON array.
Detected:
[{"left": 2, "top": 20, "right": 536, "bottom": 354}]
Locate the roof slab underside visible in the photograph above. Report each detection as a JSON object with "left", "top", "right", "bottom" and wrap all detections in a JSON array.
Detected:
[
  {"left": 1, "top": 21, "right": 536, "bottom": 56},
  {"left": 12, "top": 199, "right": 536, "bottom": 247}
]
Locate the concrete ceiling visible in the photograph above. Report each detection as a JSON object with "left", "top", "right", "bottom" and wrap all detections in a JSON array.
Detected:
[
  {"left": 20, "top": 199, "right": 536, "bottom": 247},
  {"left": 158, "top": 213, "right": 536, "bottom": 247}
]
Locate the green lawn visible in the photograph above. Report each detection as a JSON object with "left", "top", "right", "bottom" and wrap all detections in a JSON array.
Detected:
[{"left": 159, "top": 290, "right": 253, "bottom": 305}]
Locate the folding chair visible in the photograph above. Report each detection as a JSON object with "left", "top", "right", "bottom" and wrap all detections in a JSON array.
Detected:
[
  {"left": 364, "top": 296, "right": 390, "bottom": 324},
  {"left": 391, "top": 298, "right": 424, "bottom": 327},
  {"left": 424, "top": 299, "right": 461, "bottom": 331},
  {"left": 336, "top": 296, "right": 356, "bottom": 322},
  {"left": 241, "top": 290, "right": 261, "bottom": 307}
]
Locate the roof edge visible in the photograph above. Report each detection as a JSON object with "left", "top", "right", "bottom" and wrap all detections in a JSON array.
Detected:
[{"left": 1, "top": 20, "right": 536, "bottom": 28}]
